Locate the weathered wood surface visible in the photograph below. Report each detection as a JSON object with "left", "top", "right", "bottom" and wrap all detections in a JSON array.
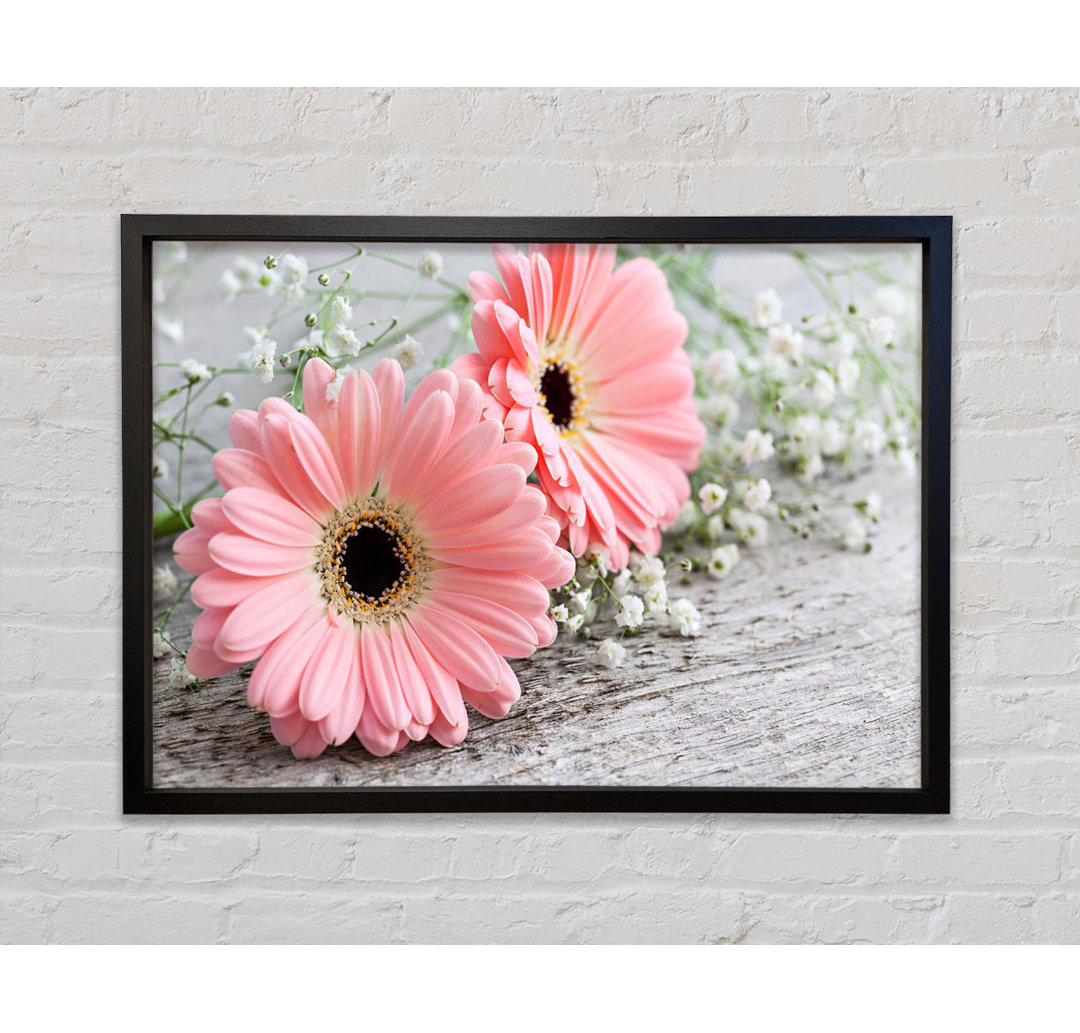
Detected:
[{"left": 152, "top": 476, "right": 920, "bottom": 790}]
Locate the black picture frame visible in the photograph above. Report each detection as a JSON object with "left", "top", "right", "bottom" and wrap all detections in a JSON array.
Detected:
[{"left": 122, "top": 214, "right": 951, "bottom": 815}]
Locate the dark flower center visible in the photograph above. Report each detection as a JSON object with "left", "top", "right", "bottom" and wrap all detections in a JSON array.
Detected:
[
  {"left": 340, "top": 524, "right": 406, "bottom": 601},
  {"left": 540, "top": 362, "right": 575, "bottom": 429}
]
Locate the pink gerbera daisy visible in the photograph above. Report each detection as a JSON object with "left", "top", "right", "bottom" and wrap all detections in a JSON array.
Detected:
[
  {"left": 451, "top": 244, "right": 706, "bottom": 571},
  {"left": 173, "top": 357, "right": 573, "bottom": 759}
]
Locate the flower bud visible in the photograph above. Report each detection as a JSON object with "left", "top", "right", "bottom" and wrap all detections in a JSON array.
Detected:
[
  {"left": 264, "top": 255, "right": 278, "bottom": 269},
  {"left": 317, "top": 273, "right": 330, "bottom": 286},
  {"left": 305, "top": 313, "right": 317, "bottom": 327}
]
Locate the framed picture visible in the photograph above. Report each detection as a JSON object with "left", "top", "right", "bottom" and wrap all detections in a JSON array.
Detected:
[{"left": 123, "top": 215, "right": 950, "bottom": 814}]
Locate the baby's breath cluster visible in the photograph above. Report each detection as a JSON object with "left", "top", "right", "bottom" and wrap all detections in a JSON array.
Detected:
[{"left": 548, "top": 549, "right": 703, "bottom": 669}]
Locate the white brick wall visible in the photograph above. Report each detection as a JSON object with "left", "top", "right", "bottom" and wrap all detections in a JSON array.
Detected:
[{"left": 1, "top": 87, "right": 1077, "bottom": 944}]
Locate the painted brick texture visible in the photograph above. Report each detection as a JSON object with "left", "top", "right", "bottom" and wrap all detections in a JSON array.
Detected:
[{"left": 1, "top": 87, "right": 1078, "bottom": 943}]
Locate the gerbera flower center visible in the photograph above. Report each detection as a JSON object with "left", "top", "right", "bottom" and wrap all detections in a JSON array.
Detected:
[
  {"left": 537, "top": 357, "right": 588, "bottom": 435},
  {"left": 315, "top": 498, "right": 430, "bottom": 625}
]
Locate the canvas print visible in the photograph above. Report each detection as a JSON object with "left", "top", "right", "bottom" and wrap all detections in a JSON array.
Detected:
[{"left": 146, "top": 236, "right": 923, "bottom": 791}]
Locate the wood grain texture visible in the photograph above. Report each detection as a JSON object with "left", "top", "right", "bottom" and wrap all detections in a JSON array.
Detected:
[{"left": 152, "top": 475, "right": 920, "bottom": 790}]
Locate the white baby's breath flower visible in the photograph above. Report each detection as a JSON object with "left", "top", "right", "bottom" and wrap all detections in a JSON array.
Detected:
[
  {"left": 667, "top": 598, "right": 702, "bottom": 637},
  {"left": 568, "top": 589, "right": 593, "bottom": 615},
  {"left": 324, "top": 373, "right": 344, "bottom": 404},
  {"left": 243, "top": 325, "right": 266, "bottom": 347},
  {"left": 798, "top": 453, "right": 825, "bottom": 482},
  {"left": 750, "top": 288, "right": 783, "bottom": 328},
  {"left": 703, "top": 349, "right": 741, "bottom": 392},
  {"left": 837, "top": 358, "right": 860, "bottom": 396},
  {"left": 615, "top": 594, "right": 645, "bottom": 630},
  {"left": 280, "top": 253, "right": 308, "bottom": 285},
  {"left": 152, "top": 455, "right": 169, "bottom": 479},
  {"left": 842, "top": 516, "right": 868, "bottom": 551},
  {"left": 393, "top": 334, "right": 424, "bottom": 370},
  {"left": 819, "top": 419, "right": 846, "bottom": 457},
  {"left": 331, "top": 295, "right": 353, "bottom": 324},
  {"left": 768, "top": 323, "right": 805, "bottom": 363},
  {"left": 169, "top": 656, "right": 195, "bottom": 688},
  {"left": 787, "top": 414, "right": 821, "bottom": 457},
  {"left": 705, "top": 514, "right": 726, "bottom": 543},
  {"left": 585, "top": 546, "right": 610, "bottom": 577},
  {"left": 250, "top": 338, "right": 277, "bottom": 385},
  {"left": 152, "top": 631, "right": 174, "bottom": 659},
  {"left": 706, "top": 543, "right": 741, "bottom": 579},
  {"left": 743, "top": 478, "right": 772, "bottom": 512},
  {"left": 643, "top": 580, "right": 668, "bottom": 614},
  {"left": 867, "top": 315, "right": 896, "bottom": 348},
  {"left": 698, "top": 394, "right": 740, "bottom": 428},
  {"left": 811, "top": 369, "right": 837, "bottom": 408},
  {"left": 327, "top": 324, "right": 361, "bottom": 357},
  {"left": 863, "top": 491, "right": 883, "bottom": 519},
  {"left": 153, "top": 564, "right": 178, "bottom": 598},
  {"left": 728, "top": 508, "right": 769, "bottom": 547},
  {"left": 740, "top": 428, "right": 775, "bottom": 464},
  {"left": 611, "top": 569, "right": 633, "bottom": 598},
  {"left": 875, "top": 285, "right": 909, "bottom": 319},
  {"left": 668, "top": 499, "right": 697, "bottom": 536},
  {"left": 550, "top": 603, "right": 569, "bottom": 623},
  {"left": 155, "top": 316, "right": 184, "bottom": 348},
  {"left": 597, "top": 637, "right": 627, "bottom": 669},
  {"left": 418, "top": 249, "right": 444, "bottom": 280},
  {"left": 216, "top": 391, "right": 235, "bottom": 407},
  {"left": 854, "top": 419, "right": 887, "bottom": 457},
  {"left": 698, "top": 482, "right": 728, "bottom": 515},
  {"left": 566, "top": 613, "right": 586, "bottom": 633},
  {"left": 629, "top": 553, "right": 666, "bottom": 587},
  {"left": 152, "top": 279, "right": 166, "bottom": 306},
  {"left": 219, "top": 269, "right": 241, "bottom": 302},
  {"left": 179, "top": 357, "right": 210, "bottom": 383},
  {"left": 256, "top": 268, "right": 281, "bottom": 295},
  {"left": 890, "top": 446, "right": 917, "bottom": 478},
  {"left": 825, "top": 331, "right": 858, "bottom": 365},
  {"left": 234, "top": 257, "right": 260, "bottom": 285}
]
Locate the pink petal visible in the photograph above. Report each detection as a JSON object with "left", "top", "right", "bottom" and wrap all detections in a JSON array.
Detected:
[
  {"left": 371, "top": 358, "right": 405, "bottom": 478},
  {"left": 428, "top": 490, "right": 547, "bottom": 548},
  {"left": 298, "top": 619, "right": 356, "bottom": 722},
  {"left": 468, "top": 270, "right": 508, "bottom": 305},
  {"left": 173, "top": 527, "right": 215, "bottom": 575},
  {"left": 290, "top": 723, "right": 330, "bottom": 759},
  {"left": 429, "top": 528, "right": 554, "bottom": 571},
  {"left": 356, "top": 705, "right": 407, "bottom": 757},
  {"left": 318, "top": 638, "right": 366, "bottom": 747},
  {"left": 431, "top": 567, "right": 551, "bottom": 617},
  {"left": 221, "top": 487, "right": 320, "bottom": 547},
  {"left": 337, "top": 368, "right": 382, "bottom": 499},
  {"left": 380, "top": 390, "right": 454, "bottom": 507},
  {"left": 428, "top": 707, "right": 469, "bottom": 748},
  {"left": 208, "top": 532, "right": 315, "bottom": 577},
  {"left": 424, "top": 595, "right": 538, "bottom": 658},
  {"left": 388, "top": 622, "right": 436, "bottom": 726},
  {"left": 259, "top": 413, "right": 338, "bottom": 522},
  {"left": 228, "top": 409, "right": 263, "bottom": 453},
  {"left": 217, "top": 570, "right": 320, "bottom": 656},
  {"left": 269, "top": 710, "right": 308, "bottom": 746},
  {"left": 212, "top": 448, "right": 280, "bottom": 494},
  {"left": 185, "top": 643, "right": 239, "bottom": 679},
  {"left": 247, "top": 606, "right": 325, "bottom": 712},
  {"left": 400, "top": 621, "right": 467, "bottom": 729},
  {"left": 191, "top": 568, "right": 284, "bottom": 610},
  {"left": 404, "top": 419, "right": 505, "bottom": 513},
  {"left": 360, "top": 623, "right": 411, "bottom": 732},
  {"left": 407, "top": 607, "right": 502, "bottom": 692},
  {"left": 416, "top": 463, "right": 525, "bottom": 533}
]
